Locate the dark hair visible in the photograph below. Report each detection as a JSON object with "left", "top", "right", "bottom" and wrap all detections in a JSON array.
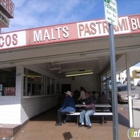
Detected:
[
  {"left": 101, "top": 91, "right": 106, "bottom": 95},
  {"left": 80, "top": 87, "right": 86, "bottom": 92}
]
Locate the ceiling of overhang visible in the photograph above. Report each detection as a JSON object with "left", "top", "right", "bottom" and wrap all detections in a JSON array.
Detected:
[
  {"left": 47, "top": 55, "right": 110, "bottom": 74},
  {"left": 36, "top": 48, "right": 140, "bottom": 79},
  {"left": 0, "top": 33, "right": 140, "bottom": 78},
  {"left": 35, "top": 53, "right": 125, "bottom": 78}
]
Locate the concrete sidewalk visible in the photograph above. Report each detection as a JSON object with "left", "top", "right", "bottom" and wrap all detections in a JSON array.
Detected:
[{"left": 1, "top": 106, "right": 132, "bottom": 140}]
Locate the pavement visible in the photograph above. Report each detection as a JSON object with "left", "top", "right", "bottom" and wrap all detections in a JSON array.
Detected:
[{"left": 0, "top": 105, "right": 135, "bottom": 140}]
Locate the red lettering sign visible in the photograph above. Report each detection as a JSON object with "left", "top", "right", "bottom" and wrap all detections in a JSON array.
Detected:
[
  {"left": 0, "top": 34, "right": 18, "bottom": 47},
  {"left": 4, "top": 87, "right": 15, "bottom": 96},
  {"left": 129, "top": 15, "right": 140, "bottom": 33},
  {"left": 27, "top": 23, "right": 78, "bottom": 45}
]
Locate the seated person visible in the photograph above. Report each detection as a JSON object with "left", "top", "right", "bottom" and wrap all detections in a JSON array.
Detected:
[
  {"left": 92, "top": 91, "right": 99, "bottom": 102},
  {"left": 55, "top": 91, "right": 75, "bottom": 126},
  {"left": 96, "top": 91, "right": 109, "bottom": 123},
  {"left": 96, "top": 90, "right": 109, "bottom": 110},
  {"left": 78, "top": 92, "right": 95, "bottom": 129}
]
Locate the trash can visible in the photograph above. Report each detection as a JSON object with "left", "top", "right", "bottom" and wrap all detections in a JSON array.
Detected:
[{"left": 132, "top": 100, "right": 140, "bottom": 128}]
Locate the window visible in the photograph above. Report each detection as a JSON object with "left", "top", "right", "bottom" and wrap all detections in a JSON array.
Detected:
[
  {"left": 24, "top": 69, "right": 43, "bottom": 96},
  {"left": 47, "top": 78, "right": 55, "bottom": 94},
  {"left": 0, "top": 67, "right": 16, "bottom": 96},
  {"left": 24, "top": 68, "right": 56, "bottom": 96},
  {"left": 56, "top": 83, "right": 60, "bottom": 93}
]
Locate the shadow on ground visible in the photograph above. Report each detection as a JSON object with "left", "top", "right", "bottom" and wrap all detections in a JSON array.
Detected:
[
  {"left": 30, "top": 106, "right": 112, "bottom": 125},
  {"left": 30, "top": 106, "right": 59, "bottom": 121},
  {"left": 63, "top": 132, "right": 73, "bottom": 140},
  {"left": 118, "top": 113, "right": 129, "bottom": 128},
  {"left": 30, "top": 106, "right": 129, "bottom": 128}
]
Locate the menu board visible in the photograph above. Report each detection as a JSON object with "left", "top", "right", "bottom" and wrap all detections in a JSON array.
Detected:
[{"left": 4, "top": 87, "right": 15, "bottom": 96}]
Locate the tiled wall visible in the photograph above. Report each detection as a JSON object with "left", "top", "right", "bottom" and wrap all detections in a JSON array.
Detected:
[
  {"left": 0, "top": 66, "right": 23, "bottom": 124},
  {"left": 0, "top": 98, "right": 21, "bottom": 124},
  {"left": 0, "top": 81, "right": 58, "bottom": 134}
]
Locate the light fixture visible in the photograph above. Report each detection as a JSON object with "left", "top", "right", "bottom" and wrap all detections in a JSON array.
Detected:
[
  {"left": 66, "top": 70, "right": 93, "bottom": 77},
  {"left": 58, "top": 70, "right": 61, "bottom": 73}
]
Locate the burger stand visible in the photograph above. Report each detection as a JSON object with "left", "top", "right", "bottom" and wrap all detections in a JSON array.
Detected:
[{"left": 0, "top": 8, "right": 140, "bottom": 135}]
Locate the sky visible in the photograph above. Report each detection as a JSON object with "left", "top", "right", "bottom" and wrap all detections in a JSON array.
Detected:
[{"left": 2, "top": 0, "right": 140, "bottom": 33}]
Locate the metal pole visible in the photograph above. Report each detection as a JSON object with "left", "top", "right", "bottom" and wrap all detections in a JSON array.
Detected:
[
  {"left": 125, "top": 53, "right": 133, "bottom": 128},
  {"left": 108, "top": 23, "right": 119, "bottom": 140},
  {"left": 0, "top": 21, "right": 2, "bottom": 33}
]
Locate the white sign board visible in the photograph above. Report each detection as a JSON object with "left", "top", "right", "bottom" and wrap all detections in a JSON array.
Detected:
[
  {"left": 104, "top": 0, "right": 118, "bottom": 26},
  {"left": 0, "top": 31, "right": 26, "bottom": 49},
  {"left": 133, "top": 100, "right": 140, "bottom": 108}
]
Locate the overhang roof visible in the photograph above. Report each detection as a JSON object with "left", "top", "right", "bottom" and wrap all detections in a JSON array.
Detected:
[{"left": 0, "top": 14, "right": 140, "bottom": 78}]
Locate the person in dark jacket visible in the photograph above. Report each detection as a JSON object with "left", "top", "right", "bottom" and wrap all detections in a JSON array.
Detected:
[
  {"left": 78, "top": 92, "right": 95, "bottom": 129},
  {"left": 96, "top": 90, "right": 109, "bottom": 123},
  {"left": 96, "top": 90, "right": 109, "bottom": 110},
  {"left": 55, "top": 91, "right": 75, "bottom": 126}
]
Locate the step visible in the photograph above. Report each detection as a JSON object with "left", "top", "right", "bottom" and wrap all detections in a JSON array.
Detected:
[{"left": 0, "top": 124, "right": 21, "bottom": 139}]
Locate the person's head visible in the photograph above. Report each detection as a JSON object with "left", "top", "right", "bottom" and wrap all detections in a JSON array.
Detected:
[
  {"left": 80, "top": 87, "right": 86, "bottom": 92},
  {"left": 85, "top": 92, "right": 90, "bottom": 98},
  {"left": 64, "top": 91, "right": 72, "bottom": 97},
  {"left": 100, "top": 90, "right": 106, "bottom": 96}
]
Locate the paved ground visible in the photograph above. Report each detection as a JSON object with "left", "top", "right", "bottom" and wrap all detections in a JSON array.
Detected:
[{"left": 3, "top": 105, "right": 136, "bottom": 140}]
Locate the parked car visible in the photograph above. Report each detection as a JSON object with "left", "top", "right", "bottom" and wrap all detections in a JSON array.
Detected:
[
  {"left": 117, "top": 84, "right": 139, "bottom": 103},
  {"left": 123, "top": 80, "right": 134, "bottom": 86},
  {"left": 116, "top": 81, "right": 122, "bottom": 85},
  {"left": 137, "top": 80, "right": 140, "bottom": 86},
  {"left": 108, "top": 81, "right": 122, "bottom": 92}
]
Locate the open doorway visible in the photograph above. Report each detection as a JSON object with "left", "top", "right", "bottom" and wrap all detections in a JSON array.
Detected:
[{"left": 61, "top": 84, "right": 71, "bottom": 94}]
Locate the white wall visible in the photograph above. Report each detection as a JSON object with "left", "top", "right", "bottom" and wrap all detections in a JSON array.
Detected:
[
  {"left": 0, "top": 66, "right": 23, "bottom": 124},
  {"left": 0, "top": 98, "right": 21, "bottom": 124},
  {"left": 0, "top": 65, "right": 101, "bottom": 125},
  {"left": 21, "top": 95, "right": 58, "bottom": 124},
  {"left": 0, "top": 65, "right": 59, "bottom": 125},
  {"left": 60, "top": 74, "right": 101, "bottom": 92},
  {"left": 20, "top": 65, "right": 59, "bottom": 124}
]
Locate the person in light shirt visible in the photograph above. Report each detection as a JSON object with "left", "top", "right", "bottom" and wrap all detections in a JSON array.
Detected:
[{"left": 78, "top": 87, "right": 86, "bottom": 104}]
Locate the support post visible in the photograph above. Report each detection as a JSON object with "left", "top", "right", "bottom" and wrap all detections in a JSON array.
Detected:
[
  {"left": 125, "top": 53, "right": 133, "bottom": 128},
  {"left": 108, "top": 23, "right": 119, "bottom": 140}
]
